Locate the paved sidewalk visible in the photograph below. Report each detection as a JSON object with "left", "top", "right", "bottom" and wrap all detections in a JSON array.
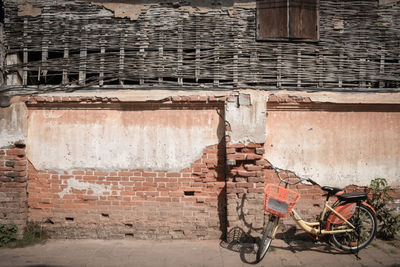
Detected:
[{"left": 0, "top": 237, "right": 399, "bottom": 267}]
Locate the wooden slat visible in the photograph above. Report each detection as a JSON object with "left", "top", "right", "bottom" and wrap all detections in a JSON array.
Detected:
[
  {"left": 99, "top": 42, "right": 105, "bottom": 87},
  {"left": 317, "top": 49, "right": 323, "bottom": 88},
  {"left": 178, "top": 24, "right": 183, "bottom": 86},
  {"left": 359, "top": 58, "right": 366, "bottom": 89},
  {"left": 338, "top": 50, "right": 343, "bottom": 88},
  {"left": 233, "top": 42, "right": 238, "bottom": 86},
  {"left": 62, "top": 17, "right": 69, "bottom": 85},
  {"left": 257, "top": 0, "right": 288, "bottom": 39},
  {"left": 119, "top": 31, "right": 125, "bottom": 85},
  {"left": 139, "top": 23, "right": 145, "bottom": 85},
  {"left": 297, "top": 48, "right": 301, "bottom": 87},
  {"left": 158, "top": 31, "right": 164, "bottom": 83},
  {"left": 41, "top": 9, "right": 49, "bottom": 82},
  {"left": 277, "top": 46, "right": 282, "bottom": 88},
  {"left": 23, "top": 18, "right": 28, "bottom": 86},
  {"left": 195, "top": 15, "right": 200, "bottom": 83},
  {"left": 289, "top": 0, "right": 319, "bottom": 40},
  {"left": 213, "top": 23, "right": 219, "bottom": 87},
  {"left": 79, "top": 19, "right": 88, "bottom": 85},
  {"left": 379, "top": 50, "right": 385, "bottom": 88}
]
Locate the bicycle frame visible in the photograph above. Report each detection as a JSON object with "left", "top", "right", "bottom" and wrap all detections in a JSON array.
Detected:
[
  {"left": 264, "top": 167, "right": 375, "bottom": 240},
  {"left": 267, "top": 200, "right": 357, "bottom": 241},
  {"left": 289, "top": 200, "right": 356, "bottom": 236}
]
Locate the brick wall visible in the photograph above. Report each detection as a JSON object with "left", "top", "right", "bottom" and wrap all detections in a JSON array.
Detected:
[
  {"left": 226, "top": 143, "right": 267, "bottom": 236},
  {"left": 2, "top": 93, "right": 399, "bottom": 241},
  {"left": 27, "top": 142, "right": 226, "bottom": 239},
  {"left": 0, "top": 141, "right": 28, "bottom": 236}
]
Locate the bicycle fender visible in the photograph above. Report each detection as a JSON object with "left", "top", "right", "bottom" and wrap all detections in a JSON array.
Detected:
[
  {"left": 325, "top": 202, "right": 356, "bottom": 230},
  {"left": 361, "top": 201, "right": 376, "bottom": 214}
]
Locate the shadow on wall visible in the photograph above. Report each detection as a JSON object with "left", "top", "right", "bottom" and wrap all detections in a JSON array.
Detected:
[
  {"left": 217, "top": 137, "right": 227, "bottom": 239},
  {"left": 219, "top": 193, "right": 262, "bottom": 263},
  {"left": 216, "top": 106, "right": 227, "bottom": 239}
]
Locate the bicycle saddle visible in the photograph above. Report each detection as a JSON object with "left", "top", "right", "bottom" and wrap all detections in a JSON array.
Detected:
[
  {"left": 321, "top": 186, "right": 343, "bottom": 196},
  {"left": 337, "top": 192, "right": 367, "bottom": 202}
]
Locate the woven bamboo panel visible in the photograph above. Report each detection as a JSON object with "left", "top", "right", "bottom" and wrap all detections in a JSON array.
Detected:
[{"left": 2, "top": 0, "right": 400, "bottom": 93}]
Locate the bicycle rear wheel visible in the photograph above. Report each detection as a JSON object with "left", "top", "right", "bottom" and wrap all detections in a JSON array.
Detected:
[
  {"left": 257, "top": 215, "right": 279, "bottom": 262},
  {"left": 330, "top": 203, "right": 377, "bottom": 251}
]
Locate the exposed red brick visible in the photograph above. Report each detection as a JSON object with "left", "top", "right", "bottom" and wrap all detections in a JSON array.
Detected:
[{"left": 22, "top": 143, "right": 226, "bottom": 240}]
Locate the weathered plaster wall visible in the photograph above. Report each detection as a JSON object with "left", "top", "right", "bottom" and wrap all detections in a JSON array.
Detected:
[
  {"left": 225, "top": 92, "right": 267, "bottom": 145},
  {"left": 0, "top": 101, "right": 28, "bottom": 236},
  {"left": 265, "top": 109, "right": 400, "bottom": 187},
  {"left": 0, "top": 102, "right": 26, "bottom": 148},
  {"left": 24, "top": 96, "right": 227, "bottom": 239},
  {"left": 27, "top": 108, "right": 223, "bottom": 172}
]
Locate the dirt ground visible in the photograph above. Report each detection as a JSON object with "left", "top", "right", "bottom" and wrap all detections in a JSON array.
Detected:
[{"left": 0, "top": 236, "right": 399, "bottom": 267}]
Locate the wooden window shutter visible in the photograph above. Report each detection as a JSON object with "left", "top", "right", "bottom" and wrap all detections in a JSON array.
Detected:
[
  {"left": 257, "top": 0, "right": 288, "bottom": 39},
  {"left": 289, "top": 0, "right": 319, "bottom": 40}
]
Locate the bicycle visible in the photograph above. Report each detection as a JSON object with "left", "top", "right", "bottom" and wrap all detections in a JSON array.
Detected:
[{"left": 257, "top": 166, "right": 377, "bottom": 262}]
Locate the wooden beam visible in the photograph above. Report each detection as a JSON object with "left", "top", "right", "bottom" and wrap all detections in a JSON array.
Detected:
[
  {"left": 41, "top": 8, "right": 49, "bottom": 82},
  {"left": 277, "top": 46, "right": 282, "bottom": 88},
  {"left": 23, "top": 18, "right": 28, "bottom": 86},
  {"left": 317, "top": 49, "right": 323, "bottom": 88},
  {"left": 62, "top": 17, "right": 69, "bottom": 85},
  {"left": 195, "top": 15, "right": 200, "bottom": 83},
  {"left": 178, "top": 24, "right": 183, "bottom": 86},
  {"left": 338, "top": 49, "right": 343, "bottom": 88},
  {"left": 213, "top": 22, "right": 219, "bottom": 87},
  {"left": 158, "top": 31, "right": 164, "bottom": 84},
  {"left": 119, "top": 31, "right": 125, "bottom": 85},
  {"left": 99, "top": 27, "right": 105, "bottom": 86},
  {"left": 79, "top": 19, "right": 88, "bottom": 85},
  {"left": 297, "top": 48, "right": 301, "bottom": 88},
  {"left": 379, "top": 49, "right": 385, "bottom": 88}
]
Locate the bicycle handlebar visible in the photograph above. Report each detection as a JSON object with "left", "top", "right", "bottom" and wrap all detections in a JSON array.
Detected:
[{"left": 270, "top": 166, "right": 320, "bottom": 187}]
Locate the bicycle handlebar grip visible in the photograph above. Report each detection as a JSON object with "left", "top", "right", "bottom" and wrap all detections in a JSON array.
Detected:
[{"left": 308, "top": 178, "right": 318, "bottom": 186}]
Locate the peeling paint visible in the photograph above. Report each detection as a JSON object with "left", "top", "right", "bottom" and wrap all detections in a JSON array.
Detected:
[
  {"left": 271, "top": 91, "right": 400, "bottom": 104},
  {"left": 233, "top": 2, "right": 256, "bottom": 8},
  {"left": 27, "top": 108, "right": 222, "bottom": 172},
  {"left": 91, "top": 2, "right": 149, "bottom": 20},
  {"left": 265, "top": 109, "right": 400, "bottom": 187},
  {"left": 82, "top": 0, "right": 255, "bottom": 19},
  {"left": 0, "top": 103, "right": 26, "bottom": 148},
  {"left": 225, "top": 92, "right": 267, "bottom": 145},
  {"left": 58, "top": 177, "right": 119, "bottom": 198},
  {"left": 35, "top": 90, "right": 231, "bottom": 103},
  {"left": 17, "top": 1, "right": 42, "bottom": 17}
]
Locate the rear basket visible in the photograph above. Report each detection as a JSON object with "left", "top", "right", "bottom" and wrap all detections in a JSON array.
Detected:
[{"left": 264, "top": 184, "right": 300, "bottom": 217}]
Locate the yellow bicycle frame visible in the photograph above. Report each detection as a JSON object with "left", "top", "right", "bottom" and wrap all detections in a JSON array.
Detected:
[{"left": 289, "top": 200, "right": 355, "bottom": 236}]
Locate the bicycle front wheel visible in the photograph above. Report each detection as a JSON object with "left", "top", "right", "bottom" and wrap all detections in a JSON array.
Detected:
[
  {"left": 257, "top": 216, "right": 279, "bottom": 262},
  {"left": 330, "top": 203, "right": 377, "bottom": 251}
]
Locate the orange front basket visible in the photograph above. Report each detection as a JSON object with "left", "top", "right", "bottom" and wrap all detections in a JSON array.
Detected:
[{"left": 264, "top": 184, "right": 300, "bottom": 217}]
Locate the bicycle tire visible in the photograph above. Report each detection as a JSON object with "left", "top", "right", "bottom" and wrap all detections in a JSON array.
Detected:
[
  {"left": 330, "top": 203, "right": 377, "bottom": 251},
  {"left": 257, "top": 216, "right": 279, "bottom": 262}
]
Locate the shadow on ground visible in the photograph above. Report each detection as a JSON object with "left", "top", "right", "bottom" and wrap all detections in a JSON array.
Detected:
[{"left": 220, "top": 225, "right": 352, "bottom": 264}]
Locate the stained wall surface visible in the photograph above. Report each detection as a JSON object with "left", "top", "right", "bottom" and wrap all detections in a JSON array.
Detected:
[
  {"left": 25, "top": 105, "right": 226, "bottom": 239},
  {"left": 27, "top": 108, "right": 223, "bottom": 172},
  {"left": 265, "top": 109, "right": 400, "bottom": 187}
]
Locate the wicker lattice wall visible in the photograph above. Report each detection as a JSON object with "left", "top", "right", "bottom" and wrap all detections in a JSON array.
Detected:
[{"left": 2, "top": 0, "right": 400, "bottom": 93}]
